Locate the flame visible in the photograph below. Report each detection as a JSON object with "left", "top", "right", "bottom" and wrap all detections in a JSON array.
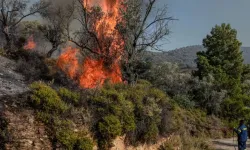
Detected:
[
  {"left": 57, "top": 47, "right": 79, "bottom": 79},
  {"left": 58, "top": 0, "right": 124, "bottom": 88},
  {"left": 24, "top": 35, "right": 36, "bottom": 50},
  {"left": 79, "top": 58, "right": 122, "bottom": 88}
]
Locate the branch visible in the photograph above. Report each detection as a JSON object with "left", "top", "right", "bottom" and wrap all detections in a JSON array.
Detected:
[{"left": 12, "top": 2, "right": 50, "bottom": 27}]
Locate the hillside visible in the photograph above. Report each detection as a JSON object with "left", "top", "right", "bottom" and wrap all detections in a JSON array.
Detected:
[{"left": 146, "top": 45, "right": 250, "bottom": 68}]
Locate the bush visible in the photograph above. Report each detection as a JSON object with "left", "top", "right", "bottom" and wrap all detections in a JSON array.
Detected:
[
  {"left": 173, "top": 94, "right": 195, "bottom": 109},
  {"left": 159, "top": 134, "right": 214, "bottom": 150},
  {"left": 55, "top": 128, "right": 94, "bottom": 150},
  {"left": 90, "top": 84, "right": 136, "bottom": 148},
  {"left": 76, "top": 137, "right": 94, "bottom": 150},
  {"left": 16, "top": 50, "right": 51, "bottom": 81},
  {"left": 158, "top": 135, "right": 181, "bottom": 150},
  {"left": 181, "top": 134, "right": 214, "bottom": 150},
  {"left": 123, "top": 81, "right": 171, "bottom": 144},
  {"left": 30, "top": 82, "right": 69, "bottom": 113},
  {"left": 56, "top": 128, "right": 78, "bottom": 150},
  {"left": 36, "top": 111, "right": 93, "bottom": 150},
  {"left": 89, "top": 81, "right": 175, "bottom": 147},
  {"left": 97, "top": 115, "right": 122, "bottom": 149},
  {"left": 58, "top": 87, "right": 80, "bottom": 105}
]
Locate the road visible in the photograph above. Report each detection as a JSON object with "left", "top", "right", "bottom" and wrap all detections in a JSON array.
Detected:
[{"left": 212, "top": 138, "right": 250, "bottom": 150}]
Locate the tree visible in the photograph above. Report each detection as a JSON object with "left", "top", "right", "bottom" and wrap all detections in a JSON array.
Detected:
[
  {"left": 191, "top": 75, "right": 227, "bottom": 115},
  {"left": 39, "top": 1, "right": 74, "bottom": 57},
  {"left": 68, "top": 0, "right": 174, "bottom": 84},
  {"left": 0, "top": 0, "right": 49, "bottom": 53},
  {"left": 193, "top": 23, "right": 250, "bottom": 119},
  {"left": 118, "top": 0, "right": 175, "bottom": 83},
  {"left": 195, "top": 23, "right": 243, "bottom": 95}
]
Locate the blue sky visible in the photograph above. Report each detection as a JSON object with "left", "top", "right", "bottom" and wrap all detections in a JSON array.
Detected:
[
  {"left": 29, "top": 0, "right": 250, "bottom": 50},
  {"left": 162, "top": 0, "right": 250, "bottom": 50}
]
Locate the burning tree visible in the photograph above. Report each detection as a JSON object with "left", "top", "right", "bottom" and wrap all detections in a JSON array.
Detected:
[
  {"left": 58, "top": 0, "right": 174, "bottom": 88},
  {"left": 0, "top": 0, "right": 49, "bottom": 53},
  {"left": 39, "top": 1, "right": 74, "bottom": 57}
]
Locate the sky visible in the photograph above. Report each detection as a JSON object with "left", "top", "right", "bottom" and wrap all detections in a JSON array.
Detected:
[
  {"left": 161, "top": 0, "right": 250, "bottom": 50},
  {"left": 29, "top": 0, "right": 250, "bottom": 51}
]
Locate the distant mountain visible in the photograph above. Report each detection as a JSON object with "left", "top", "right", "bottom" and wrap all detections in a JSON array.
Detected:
[{"left": 146, "top": 45, "right": 250, "bottom": 69}]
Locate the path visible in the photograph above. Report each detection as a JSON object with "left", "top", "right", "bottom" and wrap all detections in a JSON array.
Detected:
[{"left": 212, "top": 138, "right": 250, "bottom": 150}]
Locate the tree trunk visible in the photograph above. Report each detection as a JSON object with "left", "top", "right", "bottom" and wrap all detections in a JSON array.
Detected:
[{"left": 3, "top": 31, "right": 11, "bottom": 52}]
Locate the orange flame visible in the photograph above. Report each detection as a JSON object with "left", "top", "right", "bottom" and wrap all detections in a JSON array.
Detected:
[
  {"left": 58, "top": 0, "right": 124, "bottom": 88},
  {"left": 79, "top": 58, "right": 122, "bottom": 88},
  {"left": 57, "top": 47, "right": 79, "bottom": 79},
  {"left": 24, "top": 35, "right": 36, "bottom": 50}
]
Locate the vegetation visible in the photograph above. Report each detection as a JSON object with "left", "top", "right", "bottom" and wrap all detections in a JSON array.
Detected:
[
  {"left": 194, "top": 23, "right": 250, "bottom": 120},
  {"left": 30, "top": 82, "right": 69, "bottom": 113},
  {"left": 0, "top": 0, "right": 249, "bottom": 150},
  {"left": 30, "top": 82, "right": 93, "bottom": 150}
]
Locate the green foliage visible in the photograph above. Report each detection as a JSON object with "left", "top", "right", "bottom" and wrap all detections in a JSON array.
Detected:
[
  {"left": 173, "top": 94, "right": 195, "bottom": 109},
  {"left": 36, "top": 110, "right": 93, "bottom": 150},
  {"left": 76, "top": 137, "right": 94, "bottom": 150},
  {"left": 56, "top": 128, "right": 78, "bottom": 149},
  {"left": 143, "top": 62, "right": 192, "bottom": 97},
  {"left": 193, "top": 23, "right": 249, "bottom": 119},
  {"left": 30, "top": 82, "right": 94, "bottom": 149},
  {"left": 97, "top": 115, "right": 122, "bottom": 149},
  {"left": 58, "top": 87, "right": 80, "bottom": 104},
  {"left": 55, "top": 128, "right": 94, "bottom": 150},
  {"left": 90, "top": 81, "right": 173, "bottom": 148},
  {"left": 195, "top": 23, "right": 243, "bottom": 95},
  {"left": 192, "top": 76, "right": 227, "bottom": 115},
  {"left": 123, "top": 81, "right": 170, "bottom": 144},
  {"left": 30, "top": 82, "right": 69, "bottom": 113}
]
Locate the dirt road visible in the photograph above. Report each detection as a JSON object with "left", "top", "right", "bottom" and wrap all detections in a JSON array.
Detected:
[{"left": 212, "top": 138, "right": 250, "bottom": 150}]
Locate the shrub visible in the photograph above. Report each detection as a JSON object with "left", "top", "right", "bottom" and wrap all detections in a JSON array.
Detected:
[
  {"left": 97, "top": 115, "right": 122, "bottom": 149},
  {"left": 92, "top": 81, "right": 174, "bottom": 146},
  {"left": 123, "top": 81, "right": 171, "bottom": 144},
  {"left": 75, "top": 137, "right": 94, "bottom": 150},
  {"left": 30, "top": 82, "right": 69, "bottom": 113},
  {"left": 58, "top": 87, "right": 80, "bottom": 104},
  {"left": 16, "top": 50, "right": 50, "bottom": 81},
  {"left": 158, "top": 135, "right": 181, "bottom": 150},
  {"left": 173, "top": 94, "right": 195, "bottom": 109},
  {"left": 56, "top": 128, "right": 78, "bottom": 150},
  {"left": 181, "top": 134, "right": 214, "bottom": 150}
]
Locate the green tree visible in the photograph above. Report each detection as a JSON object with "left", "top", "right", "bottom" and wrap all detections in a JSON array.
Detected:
[
  {"left": 195, "top": 23, "right": 243, "bottom": 95},
  {"left": 194, "top": 23, "right": 250, "bottom": 119}
]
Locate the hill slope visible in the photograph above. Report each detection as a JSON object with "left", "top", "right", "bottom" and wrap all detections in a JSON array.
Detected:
[{"left": 147, "top": 46, "right": 250, "bottom": 68}]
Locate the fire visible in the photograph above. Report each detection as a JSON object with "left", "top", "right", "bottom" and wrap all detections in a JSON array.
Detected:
[
  {"left": 79, "top": 58, "right": 122, "bottom": 88},
  {"left": 58, "top": 0, "right": 124, "bottom": 88},
  {"left": 24, "top": 35, "right": 36, "bottom": 50},
  {"left": 57, "top": 47, "right": 79, "bottom": 79}
]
